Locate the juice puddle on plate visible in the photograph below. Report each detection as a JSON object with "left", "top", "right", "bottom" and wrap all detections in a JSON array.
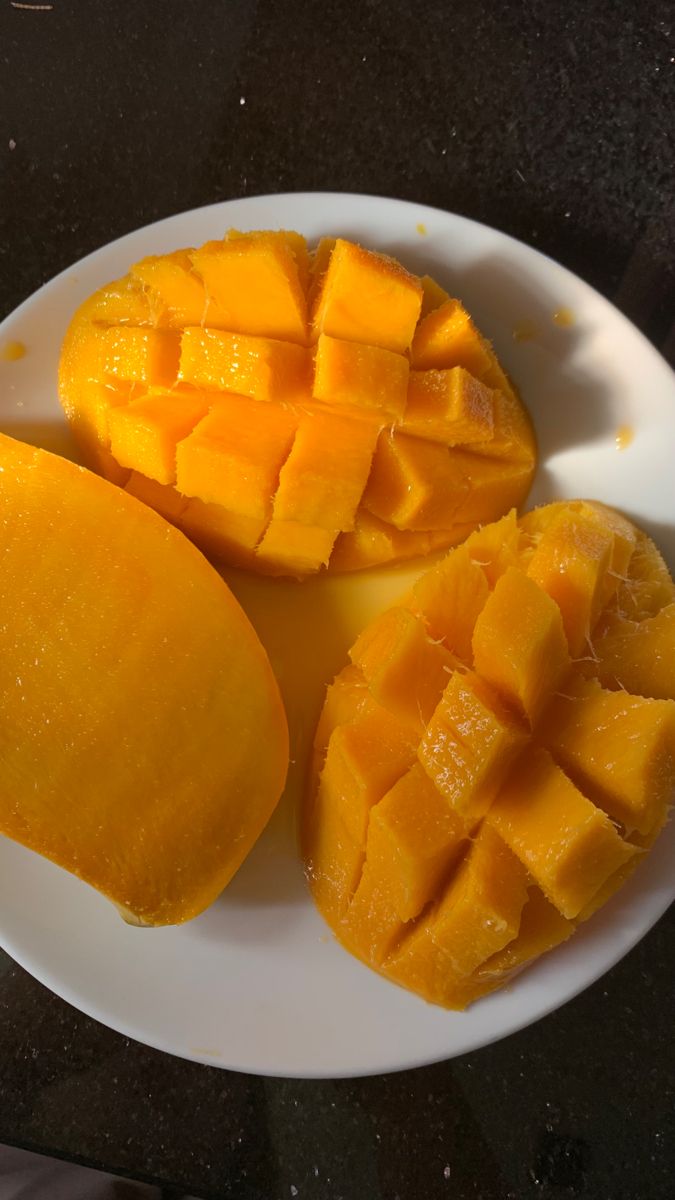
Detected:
[{"left": 221, "top": 558, "right": 434, "bottom": 841}]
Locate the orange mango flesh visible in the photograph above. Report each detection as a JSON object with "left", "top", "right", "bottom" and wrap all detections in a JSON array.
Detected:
[
  {"left": 190, "top": 231, "right": 308, "bottom": 343},
  {"left": 349, "top": 606, "right": 456, "bottom": 727},
  {"left": 59, "top": 230, "right": 535, "bottom": 575},
  {"left": 0, "top": 434, "right": 288, "bottom": 925},
  {"left": 581, "top": 606, "right": 675, "bottom": 701},
  {"left": 401, "top": 368, "right": 495, "bottom": 445},
  {"left": 487, "top": 749, "right": 636, "bottom": 919},
  {"left": 542, "top": 676, "right": 675, "bottom": 836},
  {"left": 313, "top": 334, "right": 409, "bottom": 419},
  {"left": 175, "top": 396, "right": 298, "bottom": 520},
  {"left": 109, "top": 389, "right": 210, "bottom": 485},
  {"left": 304, "top": 501, "right": 675, "bottom": 1009},
  {"left": 311, "top": 238, "right": 423, "bottom": 353},
  {"left": 418, "top": 671, "right": 528, "bottom": 821},
  {"left": 471, "top": 567, "right": 570, "bottom": 724}
]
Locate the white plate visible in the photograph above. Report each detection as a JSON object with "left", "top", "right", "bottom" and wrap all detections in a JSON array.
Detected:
[{"left": 0, "top": 193, "right": 674, "bottom": 1079}]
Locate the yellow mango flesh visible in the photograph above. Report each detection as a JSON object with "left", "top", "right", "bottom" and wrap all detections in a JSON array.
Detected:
[
  {"left": 418, "top": 671, "right": 528, "bottom": 820},
  {"left": 408, "top": 543, "right": 489, "bottom": 661},
  {"left": 385, "top": 825, "right": 529, "bottom": 1009},
  {"left": 487, "top": 749, "right": 636, "bottom": 919},
  {"left": 175, "top": 396, "right": 298, "bottom": 520},
  {"left": 59, "top": 230, "right": 535, "bottom": 575},
  {"left": 542, "top": 677, "right": 675, "bottom": 835},
  {"left": 304, "top": 501, "right": 675, "bottom": 1008},
  {"left": 585, "top": 606, "right": 675, "bottom": 700},
  {"left": 109, "top": 389, "right": 210, "bottom": 485},
  {"left": 472, "top": 567, "right": 570, "bottom": 724},
  {"left": 349, "top": 606, "right": 457, "bottom": 727},
  {"left": 0, "top": 434, "right": 288, "bottom": 925},
  {"left": 401, "top": 367, "right": 495, "bottom": 445},
  {"left": 313, "top": 334, "right": 409, "bottom": 419},
  {"left": 311, "top": 238, "right": 422, "bottom": 353},
  {"left": 411, "top": 299, "right": 494, "bottom": 374},
  {"left": 190, "top": 232, "right": 308, "bottom": 343}
]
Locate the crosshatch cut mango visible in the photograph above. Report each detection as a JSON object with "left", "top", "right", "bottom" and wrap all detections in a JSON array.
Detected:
[
  {"left": 59, "top": 229, "right": 536, "bottom": 575},
  {"left": 0, "top": 433, "right": 288, "bottom": 925},
  {"left": 303, "top": 501, "right": 675, "bottom": 1009}
]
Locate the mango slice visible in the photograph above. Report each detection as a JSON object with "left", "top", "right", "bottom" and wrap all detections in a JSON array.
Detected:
[
  {"left": 0, "top": 434, "right": 288, "bottom": 925},
  {"left": 59, "top": 230, "right": 536, "bottom": 575},
  {"left": 304, "top": 501, "right": 675, "bottom": 1008}
]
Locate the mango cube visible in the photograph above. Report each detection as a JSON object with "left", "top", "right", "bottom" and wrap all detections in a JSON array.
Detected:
[
  {"left": 175, "top": 396, "right": 297, "bottom": 520},
  {"left": 329, "top": 512, "right": 443, "bottom": 573},
  {"left": 472, "top": 567, "right": 570, "bottom": 724},
  {"left": 344, "top": 765, "right": 466, "bottom": 962},
  {"left": 98, "top": 326, "right": 181, "bottom": 387},
  {"left": 108, "top": 390, "right": 210, "bottom": 485},
  {"left": 320, "top": 702, "right": 418, "bottom": 844},
  {"left": 179, "top": 327, "right": 310, "bottom": 403},
  {"left": 527, "top": 508, "right": 618, "bottom": 656},
  {"left": 312, "top": 239, "right": 422, "bottom": 353},
  {"left": 363, "top": 764, "right": 466, "bottom": 922},
  {"left": 385, "top": 825, "right": 529, "bottom": 1008},
  {"left": 362, "top": 432, "right": 467, "bottom": 531},
  {"left": 419, "top": 274, "right": 450, "bottom": 318},
  {"left": 271, "top": 411, "right": 379, "bottom": 532},
  {"left": 304, "top": 781, "right": 365, "bottom": 924},
  {"left": 131, "top": 250, "right": 226, "bottom": 327},
  {"left": 313, "top": 334, "right": 409, "bottom": 419},
  {"left": 402, "top": 367, "right": 495, "bottom": 445},
  {"left": 255, "top": 520, "right": 337, "bottom": 575},
  {"left": 475, "top": 886, "right": 574, "bottom": 984},
  {"left": 180, "top": 499, "right": 268, "bottom": 566},
  {"left": 488, "top": 749, "right": 637, "bottom": 919},
  {"left": 586, "top": 606, "right": 675, "bottom": 701},
  {"left": 190, "top": 232, "right": 308, "bottom": 343},
  {"left": 408, "top": 543, "right": 489, "bottom": 662},
  {"left": 410, "top": 299, "right": 493, "bottom": 374},
  {"left": 462, "top": 508, "right": 522, "bottom": 587},
  {"left": 418, "top": 671, "right": 528, "bottom": 820},
  {"left": 543, "top": 677, "right": 675, "bottom": 836},
  {"left": 349, "top": 606, "right": 456, "bottom": 727},
  {"left": 124, "top": 471, "right": 188, "bottom": 523}
]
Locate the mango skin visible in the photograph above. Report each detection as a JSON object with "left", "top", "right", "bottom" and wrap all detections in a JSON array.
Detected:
[{"left": 0, "top": 433, "right": 289, "bottom": 925}]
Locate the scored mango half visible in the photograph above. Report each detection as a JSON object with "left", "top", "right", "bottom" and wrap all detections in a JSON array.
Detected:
[
  {"left": 303, "top": 500, "right": 675, "bottom": 1008},
  {"left": 59, "top": 231, "right": 536, "bottom": 576}
]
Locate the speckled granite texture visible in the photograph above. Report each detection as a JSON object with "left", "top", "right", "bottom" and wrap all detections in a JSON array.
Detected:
[{"left": 0, "top": 1, "right": 673, "bottom": 1197}]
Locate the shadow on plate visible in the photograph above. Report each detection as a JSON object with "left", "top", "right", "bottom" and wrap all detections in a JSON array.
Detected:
[{"left": 0, "top": 417, "right": 81, "bottom": 461}]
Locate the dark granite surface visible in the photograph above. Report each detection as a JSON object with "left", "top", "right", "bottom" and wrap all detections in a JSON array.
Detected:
[{"left": 0, "top": 1, "right": 674, "bottom": 1197}]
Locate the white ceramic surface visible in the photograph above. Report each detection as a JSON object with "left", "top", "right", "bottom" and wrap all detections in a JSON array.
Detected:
[{"left": 0, "top": 193, "right": 673, "bottom": 1078}]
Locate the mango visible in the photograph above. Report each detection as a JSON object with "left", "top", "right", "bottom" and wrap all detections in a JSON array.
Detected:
[
  {"left": 0, "top": 434, "right": 288, "bottom": 925},
  {"left": 59, "top": 230, "right": 536, "bottom": 575},
  {"left": 304, "top": 501, "right": 675, "bottom": 1008}
]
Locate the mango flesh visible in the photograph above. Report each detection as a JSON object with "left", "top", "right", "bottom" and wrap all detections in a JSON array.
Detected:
[
  {"left": 59, "top": 230, "right": 536, "bottom": 576},
  {"left": 303, "top": 501, "right": 675, "bottom": 1009},
  {"left": 0, "top": 433, "right": 288, "bottom": 925}
]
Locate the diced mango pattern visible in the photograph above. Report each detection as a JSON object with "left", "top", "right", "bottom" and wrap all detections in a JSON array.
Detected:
[
  {"left": 303, "top": 501, "right": 675, "bottom": 1009},
  {"left": 59, "top": 231, "right": 536, "bottom": 575}
]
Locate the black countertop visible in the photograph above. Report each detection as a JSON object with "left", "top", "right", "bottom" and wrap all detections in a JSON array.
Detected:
[{"left": 0, "top": 2, "right": 674, "bottom": 1198}]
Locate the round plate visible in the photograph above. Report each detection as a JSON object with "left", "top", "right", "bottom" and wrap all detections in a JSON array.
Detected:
[{"left": 0, "top": 193, "right": 673, "bottom": 1079}]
